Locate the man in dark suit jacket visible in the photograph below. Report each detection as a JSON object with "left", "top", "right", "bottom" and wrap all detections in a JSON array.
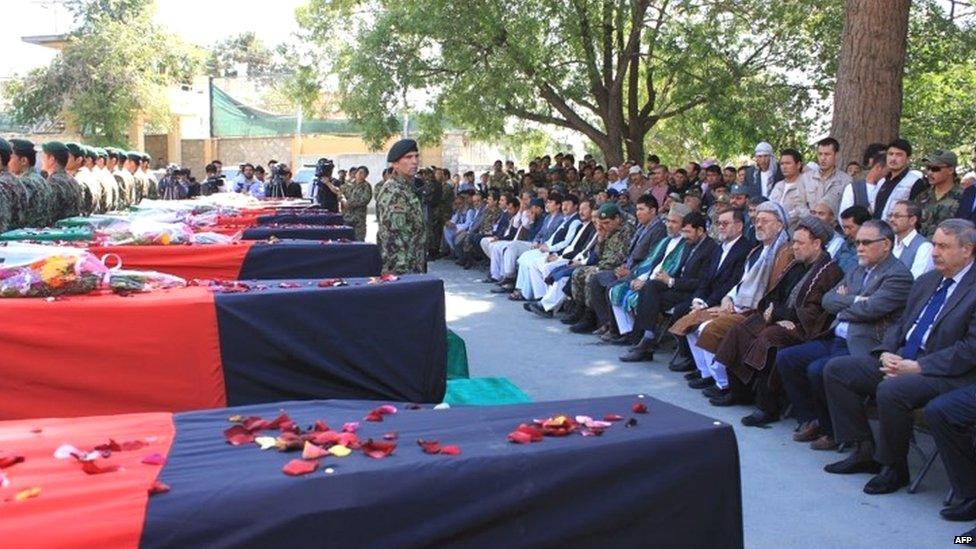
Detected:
[
  {"left": 822, "top": 218, "right": 976, "bottom": 495},
  {"left": 620, "top": 212, "right": 718, "bottom": 361},
  {"left": 955, "top": 184, "right": 976, "bottom": 224},
  {"left": 777, "top": 220, "right": 913, "bottom": 449},
  {"left": 669, "top": 208, "right": 753, "bottom": 371}
]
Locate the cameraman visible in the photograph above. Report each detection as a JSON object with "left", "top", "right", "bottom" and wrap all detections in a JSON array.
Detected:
[
  {"left": 202, "top": 163, "right": 225, "bottom": 195},
  {"left": 312, "top": 158, "right": 342, "bottom": 211}
]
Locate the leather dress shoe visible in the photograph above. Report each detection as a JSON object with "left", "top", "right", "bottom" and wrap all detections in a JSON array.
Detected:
[
  {"left": 569, "top": 312, "right": 597, "bottom": 334},
  {"left": 741, "top": 410, "right": 779, "bottom": 427},
  {"left": 529, "top": 302, "right": 553, "bottom": 318},
  {"left": 824, "top": 446, "right": 882, "bottom": 475},
  {"left": 863, "top": 465, "right": 910, "bottom": 495},
  {"left": 793, "top": 420, "right": 822, "bottom": 442},
  {"left": 941, "top": 497, "right": 976, "bottom": 522},
  {"left": 709, "top": 391, "right": 744, "bottom": 407},
  {"left": 522, "top": 302, "right": 534, "bottom": 312},
  {"left": 490, "top": 284, "right": 514, "bottom": 293},
  {"left": 619, "top": 348, "right": 654, "bottom": 362},
  {"left": 610, "top": 333, "right": 633, "bottom": 345},
  {"left": 810, "top": 435, "right": 839, "bottom": 451},
  {"left": 688, "top": 377, "right": 715, "bottom": 390},
  {"left": 480, "top": 277, "right": 497, "bottom": 283},
  {"left": 668, "top": 357, "right": 695, "bottom": 372},
  {"left": 702, "top": 386, "right": 728, "bottom": 399},
  {"left": 593, "top": 324, "right": 611, "bottom": 337},
  {"left": 683, "top": 370, "right": 701, "bottom": 381}
]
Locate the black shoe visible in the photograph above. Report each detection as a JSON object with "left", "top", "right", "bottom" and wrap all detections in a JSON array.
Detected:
[
  {"left": 491, "top": 283, "right": 514, "bottom": 293},
  {"left": 702, "top": 386, "right": 728, "bottom": 399},
  {"left": 684, "top": 370, "right": 702, "bottom": 381},
  {"left": 668, "top": 357, "right": 695, "bottom": 372},
  {"left": 529, "top": 302, "right": 553, "bottom": 318},
  {"left": 561, "top": 310, "right": 583, "bottom": 325},
  {"left": 741, "top": 409, "right": 779, "bottom": 427},
  {"left": 824, "top": 444, "right": 882, "bottom": 475},
  {"left": 688, "top": 377, "right": 715, "bottom": 390},
  {"left": 570, "top": 311, "right": 597, "bottom": 334},
  {"left": 941, "top": 498, "right": 976, "bottom": 522},
  {"left": 522, "top": 302, "right": 534, "bottom": 312},
  {"left": 709, "top": 390, "right": 751, "bottom": 407},
  {"left": 619, "top": 348, "right": 654, "bottom": 362},
  {"left": 863, "top": 464, "right": 910, "bottom": 495},
  {"left": 480, "top": 277, "right": 496, "bottom": 283},
  {"left": 610, "top": 333, "right": 633, "bottom": 346}
]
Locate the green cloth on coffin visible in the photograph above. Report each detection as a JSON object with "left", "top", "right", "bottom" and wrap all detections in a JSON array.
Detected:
[
  {"left": 609, "top": 237, "right": 685, "bottom": 312},
  {"left": 0, "top": 227, "right": 94, "bottom": 242},
  {"left": 443, "top": 378, "right": 532, "bottom": 406},
  {"left": 446, "top": 329, "right": 470, "bottom": 380},
  {"left": 55, "top": 215, "right": 127, "bottom": 229}
]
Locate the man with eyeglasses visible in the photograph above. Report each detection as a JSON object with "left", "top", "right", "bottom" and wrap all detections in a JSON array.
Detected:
[
  {"left": 776, "top": 220, "right": 912, "bottom": 450},
  {"left": 888, "top": 200, "right": 935, "bottom": 278},
  {"left": 915, "top": 150, "right": 962, "bottom": 238}
]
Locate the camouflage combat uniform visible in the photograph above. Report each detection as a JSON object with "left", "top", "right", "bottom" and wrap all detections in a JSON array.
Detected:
[
  {"left": 461, "top": 204, "right": 501, "bottom": 255},
  {"left": 421, "top": 177, "right": 443, "bottom": 253},
  {"left": 0, "top": 169, "right": 29, "bottom": 229},
  {"left": 95, "top": 166, "right": 117, "bottom": 212},
  {"left": 342, "top": 180, "right": 373, "bottom": 242},
  {"left": 437, "top": 180, "right": 455, "bottom": 250},
  {"left": 74, "top": 167, "right": 98, "bottom": 215},
  {"left": 116, "top": 168, "right": 135, "bottom": 209},
  {"left": 570, "top": 221, "right": 635, "bottom": 307},
  {"left": 489, "top": 170, "right": 510, "bottom": 192},
  {"left": 376, "top": 173, "right": 427, "bottom": 274},
  {"left": 48, "top": 168, "right": 84, "bottom": 222},
  {"left": 19, "top": 169, "right": 54, "bottom": 227},
  {"left": 916, "top": 183, "right": 962, "bottom": 238}
]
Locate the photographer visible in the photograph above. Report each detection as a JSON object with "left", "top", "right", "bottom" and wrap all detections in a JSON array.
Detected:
[
  {"left": 312, "top": 158, "right": 341, "bottom": 211},
  {"left": 202, "top": 163, "right": 225, "bottom": 195}
]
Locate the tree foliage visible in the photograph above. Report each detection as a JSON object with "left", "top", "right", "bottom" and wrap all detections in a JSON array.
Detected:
[
  {"left": 3, "top": 0, "right": 202, "bottom": 146},
  {"left": 206, "top": 32, "right": 279, "bottom": 80}
]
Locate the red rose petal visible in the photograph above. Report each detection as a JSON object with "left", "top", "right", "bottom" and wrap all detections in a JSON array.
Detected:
[
  {"left": 337, "top": 432, "right": 360, "bottom": 449},
  {"left": 120, "top": 440, "right": 146, "bottom": 452},
  {"left": 282, "top": 459, "right": 318, "bottom": 476},
  {"left": 141, "top": 453, "right": 165, "bottom": 466},
  {"left": 81, "top": 460, "right": 121, "bottom": 475},
  {"left": 507, "top": 431, "right": 533, "bottom": 444},
  {"left": 376, "top": 405, "right": 398, "bottom": 415},
  {"left": 243, "top": 417, "right": 272, "bottom": 432},
  {"left": 148, "top": 480, "right": 170, "bottom": 495},
  {"left": 361, "top": 439, "right": 396, "bottom": 459},
  {"left": 310, "top": 431, "right": 341, "bottom": 446},
  {"left": 94, "top": 440, "right": 122, "bottom": 453},
  {"left": 439, "top": 445, "right": 460, "bottom": 455},
  {"left": 269, "top": 413, "right": 293, "bottom": 428},
  {"left": 516, "top": 424, "right": 544, "bottom": 442},
  {"left": 224, "top": 425, "right": 255, "bottom": 446},
  {"left": 302, "top": 441, "right": 330, "bottom": 460},
  {"left": 312, "top": 420, "right": 330, "bottom": 433},
  {"left": 631, "top": 403, "right": 648, "bottom": 414},
  {"left": 0, "top": 453, "right": 25, "bottom": 469},
  {"left": 342, "top": 422, "right": 360, "bottom": 433},
  {"left": 364, "top": 410, "right": 383, "bottom": 422},
  {"left": 603, "top": 414, "right": 625, "bottom": 422},
  {"left": 417, "top": 439, "right": 441, "bottom": 454}
]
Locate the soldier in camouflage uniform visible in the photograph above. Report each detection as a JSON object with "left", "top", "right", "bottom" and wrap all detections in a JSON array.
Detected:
[
  {"left": 94, "top": 148, "right": 116, "bottom": 213},
  {"left": 8, "top": 139, "right": 54, "bottom": 227},
  {"left": 488, "top": 160, "right": 510, "bottom": 192},
  {"left": 916, "top": 150, "right": 962, "bottom": 238},
  {"left": 341, "top": 166, "right": 373, "bottom": 241},
  {"left": 569, "top": 203, "right": 635, "bottom": 332},
  {"left": 0, "top": 138, "right": 29, "bottom": 230},
  {"left": 436, "top": 168, "right": 456, "bottom": 254},
  {"left": 66, "top": 143, "right": 96, "bottom": 216},
  {"left": 108, "top": 148, "right": 131, "bottom": 210},
  {"left": 419, "top": 168, "right": 443, "bottom": 257},
  {"left": 129, "top": 151, "right": 149, "bottom": 204},
  {"left": 142, "top": 154, "right": 159, "bottom": 200},
  {"left": 376, "top": 139, "right": 427, "bottom": 274},
  {"left": 42, "top": 141, "right": 83, "bottom": 222}
]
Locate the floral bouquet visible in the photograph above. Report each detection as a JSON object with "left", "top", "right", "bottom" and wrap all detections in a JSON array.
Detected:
[{"left": 0, "top": 248, "right": 107, "bottom": 298}]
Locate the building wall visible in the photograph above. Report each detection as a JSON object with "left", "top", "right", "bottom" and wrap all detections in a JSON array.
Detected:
[
  {"left": 216, "top": 136, "right": 293, "bottom": 170},
  {"left": 181, "top": 139, "right": 210, "bottom": 178},
  {"left": 145, "top": 134, "right": 168, "bottom": 168}
]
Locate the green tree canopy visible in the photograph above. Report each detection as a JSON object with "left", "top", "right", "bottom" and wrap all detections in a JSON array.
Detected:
[
  {"left": 3, "top": 0, "right": 202, "bottom": 146},
  {"left": 206, "top": 32, "right": 279, "bottom": 80}
]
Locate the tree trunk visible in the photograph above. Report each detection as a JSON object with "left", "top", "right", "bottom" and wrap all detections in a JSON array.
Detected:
[
  {"left": 601, "top": 116, "right": 625, "bottom": 167},
  {"left": 830, "top": 0, "right": 911, "bottom": 167}
]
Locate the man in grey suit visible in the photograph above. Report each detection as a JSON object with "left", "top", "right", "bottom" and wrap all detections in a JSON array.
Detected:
[
  {"left": 822, "top": 218, "right": 976, "bottom": 495},
  {"left": 776, "top": 220, "right": 914, "bottom": 450}
]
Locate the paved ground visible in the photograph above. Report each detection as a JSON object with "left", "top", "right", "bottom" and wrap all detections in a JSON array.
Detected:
[{"left": 427, "top": 257, "right": 967, "bottom": 549}]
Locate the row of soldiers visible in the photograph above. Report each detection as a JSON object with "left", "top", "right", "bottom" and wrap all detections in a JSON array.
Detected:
[{"left": 0, "top": 137, "right": 159, "bottom": 232}]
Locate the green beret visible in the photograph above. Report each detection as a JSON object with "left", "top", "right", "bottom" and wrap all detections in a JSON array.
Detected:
[
  {"left": 126, "top": 151, "right": 142, "bottom": 162},
  {"left": 95, "top": 147, "right": 108, "bottom": 158},
  {"left": 84, "top": 146, "right": 97, "bottom": 159},
  {"left": 0, "top": 138, "right": 11, "bottom": 156},
  {"left": 42, "top": 141, "right": 69, "bottom": 154},
  {"left": 65, "top": 142, "right": 84, "bottom": 157},
  {"left": 9, "top": 138, "right": 35, "bottom": 156},
  {"left": 386, "top": 138, "right": 419, "bottom": 163},
  {"left": 597, "top": 203, "right": 621, "bottom": 219},
  {"left": 141, "top": 153, "right": 151, "bottom": 162}
]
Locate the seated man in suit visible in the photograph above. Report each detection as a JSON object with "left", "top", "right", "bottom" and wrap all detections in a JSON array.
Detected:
[
  {"left": 924, "top": 383, "right": 976, "bottom": 532},
  {"left": 823, "top": 219, "right": 976, "bottom": 495},
  {"left": 713, "top": 216, "right": 844, "bottom": 421},
  {"left": 618, "top": 211, "right": 718, "bottom": 362},
  {"left": 777, "top": 220, "right": 913, "bottom": 449},
  {"left": 494, "top": 194, "right": 565, "bottom": 295},
  {"left": 527, "top": 200, "right": 598, "bottom": 317},
  {"left": 458, "top": 191, "right": 506, "bottom": 268},
  {"left": 672, "top": 208, "right": 753, "bottom": 374},
  {"left": 511, "top": 194, "right": 581, "bottom": 301}
]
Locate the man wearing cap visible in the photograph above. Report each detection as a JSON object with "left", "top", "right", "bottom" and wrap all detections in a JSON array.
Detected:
[
  {"left": 340, "top": 166, "right": 373, "bottom": 242},
  {"left": 42, "top": 141, "right": 83, "bottom": 221},
  {"left": 107, "top": 148, "right": 130, "bottom": 210},
  {"left": 114, "top": 150, "right": 136, "bottom": 208},
  {"left": 129, "top": 152, "right": 149, "bottom": 204},
  {"left": 743, "top": 141, "right": 784, "bottom": 198},
  {"left": 568, "top": 203, "right": 635, "bottom": 333},
  {"left": 376, "top": 139, "right": 426, "bottom": 274},
  {"left": 916, "top": 150, "right": 962, "bottom": 238},
  {"left": 721, "top": 215, "right": 844, "bottom": 426},
  {"left": 141, "top": 154, "right": 159, "bottom": 200},
  {"left": 0, "top": 139, "right": 29, "bottom": 230},
  {"left": 625, "top": 165, "right": 650, "bottom": 204},
  {"left": 8, "top": 138, "right": 53, "bottom": 227},
  {"left": 69, "top": 144, "right": 96, "bottom": 216},
  {"left": 94, "top": 148, "right": 116, "bottom": 212}
]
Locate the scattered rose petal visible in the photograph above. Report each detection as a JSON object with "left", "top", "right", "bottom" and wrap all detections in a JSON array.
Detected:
[
  {"left": 632, "top": 402, "right": 648, "bottom": 414},
  {"left": 141, "top": 453, "right": 165, "bottom": 466},
  {"left": 243, "top": 417, "right": 272, "bottom": 432},
  {"left": 255, "top": 436, "right": 278, "bottom": 450},
  {"left": 94, "top": 440, "right": 121, "bottom": 454},
  {"left": 0, "top": 473, "right": 8, "bottom": 488},
  {"left": 13, "top": 487, "right": 41, "bottom": 502},
  {"left": 81, "top": 460, "right": 121, "bottom": 475},
  {"left": 575, "top": 415, "right": 593, "bottom": 425},
  {"left": 603, "top": 414, "right": 624, "bottom": 422},
  {"left": 336, "top": 433, "right": 360, "bottom": 448},
  {"left": 376, "top": 405, "right": 398, "bottom": 416},
  {"left": 361, "top": 439, "right": 396, "bottom": 459},
  {"left": 312, "top": 420, "right": 330, "bottom": 432},
  {"left": 148, "top": 481, "right": 170, "bottom": 495},
  {"left": 433, "top": 403, "right": 450, "bottom": 410},
  {"left": 278, "top": 282, "right": 300, "bottom": 289},
  {"left": 417, "top": 439, "right": 441, "bottom": 454},
  {"left": 282, "top": 459, "right": 318, "bottom": 476},
  {"left": 275, "top": 432, "right": 303, "bottom": 452},
  {"left": 301, "top": 441, "right": 329, "bottom": 460},
  {"left": 507, "top": 431, "right": 533, "bottom": 444},
  {"left": 439, "top": 445, "right": 461, "bottom": 455},
  {"left": 341, "top": 422, "right": 359, "bottom": 433},
  {"left": 328, "top": 445, "right": 351, "bottom": 458},
  {"left": 30, "top": 428, "right": 42, "bottom": 434},
  {"left": 0, "top": 453, "right": 25, "bottom": 469},
  {"left": 364, "top": 410, "right": 383, "bottom": 422},
  {"left": 120, "top": 440, "right": 146, "bottom": 452},
  {"left": 224, "top": 425, "right": 255, "bottom": 446},
  {"left": 269, "top": 413, "right": 293, "bottom": 428},
  {"left": 309, "top": 431, "right": 341, "bottom": 446}
]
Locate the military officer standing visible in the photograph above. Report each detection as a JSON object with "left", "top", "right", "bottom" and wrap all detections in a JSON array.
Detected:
[
  {"left": 341, "top": 166, "right": 373, "bottom": 242},
  {"left": 43, "top": 141, "right": 83, "bottom": 221},
  {"left": 125, "top": 151, "right": 145, "bottom": 205},
  {"left": 108, "top": 148, "right": 131, "bottom": 209},
  {"left": 66, "top": 143, "right": 95, "bottom": 215},
  {"left": 8, "top": 139, "right": 53, "bottom": 227},
  {"left": 142, "top": 153, "right": 159, "bottom": 199},
  {"left": 375, "top": 139, "right": 426, "bottom": 274},
  {"left": 94, "top": 148, "right": 116, "bottom": 212},
  {"left": 916, "top": 150, "right": 962, "bottom": 238},
  {"left": 0, "top": 138, "right": 29, "bottom": 230}
]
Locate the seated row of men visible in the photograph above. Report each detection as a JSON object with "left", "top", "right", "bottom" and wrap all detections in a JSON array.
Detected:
[{"left": 448, "top": 183, "right": 976, "bottom": 526}]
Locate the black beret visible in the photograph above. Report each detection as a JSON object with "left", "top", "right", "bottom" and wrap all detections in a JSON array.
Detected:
[
  {"left": 9, "top": 138, "right": 35, "bottom": 156},
  {"left": 0, "top": 138, "right": 11, "bottom": 156},
  {"left": 141, "top": 153, "right": 151, "bottom": 162},
  {"left": 387, "top": 138, "right": 419, "bottom": 163},
  {"left": 84, "top": 146, "right": 97, "bottom": 159},
  {"left": 42, "top": 141, "right": 69, "bottom": 154},
  {"left": 65, "top": 142, "right": 84, "bottom": 157},
  {"left": 126, "top": 151, "right": 142, "bottom": 162}
]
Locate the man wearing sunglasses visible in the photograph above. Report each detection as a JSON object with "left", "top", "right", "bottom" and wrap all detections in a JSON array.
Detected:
[{"left": 916, "top": 150, "right": 962, "bottom": 238}]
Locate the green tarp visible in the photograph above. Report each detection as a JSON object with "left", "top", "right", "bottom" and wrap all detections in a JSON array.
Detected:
[
  {"left": 446, "top": 329, "right": 470, "bottom": 380},
  {"left": 443, "top": 378, "right": 532, "bottom": 406},
  {"left": 0, "top": 227, "right": 94, "bottom": 242}
]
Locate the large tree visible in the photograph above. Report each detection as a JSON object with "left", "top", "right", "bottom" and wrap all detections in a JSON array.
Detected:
[
  {"left": 206, "top": 32, "right": 278, "bottom": 80},
  {"left": 3, "top": 0, "right": 201, "bottom": 145},
  {"left": 300, "top": 0, "right": 828, "bottom": 165}
]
